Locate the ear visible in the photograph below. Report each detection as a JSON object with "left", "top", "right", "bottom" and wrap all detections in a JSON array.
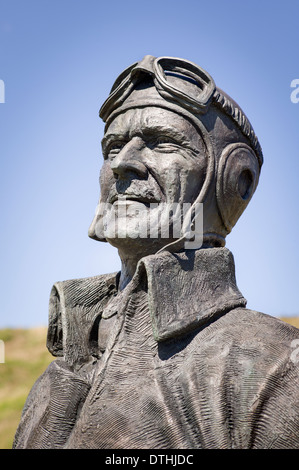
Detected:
[{"left": 216, "top": 143, "right": 260, "bottom": 233}]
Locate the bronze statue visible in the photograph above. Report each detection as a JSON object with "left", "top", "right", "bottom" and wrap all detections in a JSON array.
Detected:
[{"left": 14, "top": 56, "right": 299, "bottom": 449}]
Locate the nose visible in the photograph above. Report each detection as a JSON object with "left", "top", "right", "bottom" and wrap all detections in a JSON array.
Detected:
[{"left": 110, "top": 137, "right": 148, "bottom": 180}]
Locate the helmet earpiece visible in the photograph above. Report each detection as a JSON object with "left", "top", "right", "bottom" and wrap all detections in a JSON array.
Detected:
[{"left": 216, "top": 143, "right": 260, "bottom": 234}]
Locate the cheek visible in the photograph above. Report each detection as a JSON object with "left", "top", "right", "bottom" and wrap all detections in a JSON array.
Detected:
[
  {"left": 184, "top": 161, "right": 207, "bottom": 201},
  {"left": 154, "top": 153, "right": 206, "bottom": 203},
  {"left": 150, "top": 159, "right": 181, "bottom": 201},
  {"left": 99, "top": 162, "right": 115, "bottom": 201}
]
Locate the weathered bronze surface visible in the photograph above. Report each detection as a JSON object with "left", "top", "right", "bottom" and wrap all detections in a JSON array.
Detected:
[{"left": 14, "top": 56, "right": 299, "bottom": 449}]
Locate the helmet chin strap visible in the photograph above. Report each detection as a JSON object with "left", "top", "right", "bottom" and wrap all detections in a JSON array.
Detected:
[{"left": 156, "top": 199, "right": 203, "bottom": 255}]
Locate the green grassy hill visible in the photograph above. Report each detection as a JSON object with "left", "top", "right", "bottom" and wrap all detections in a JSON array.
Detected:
[
  {"left": 0, "top": 327, "right": 53, "bottom": 449},
  {"left": 1, "top": 317, "right": 299, "bottom": 449}
]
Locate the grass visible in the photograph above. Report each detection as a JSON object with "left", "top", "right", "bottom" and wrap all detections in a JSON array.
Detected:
[
  {"left": 1, "top": 317, "right": 299, "bottom": 449},
  {"left": 0, "top": 327, "right": 53, "bottom": 449},
  {"left": 280, "top": 317, "right": 299, "bottom": 329}
]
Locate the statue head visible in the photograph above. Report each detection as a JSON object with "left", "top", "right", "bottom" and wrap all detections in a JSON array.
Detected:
[{"left": 89, "top": 55, "right": 263, "bottom": 257}]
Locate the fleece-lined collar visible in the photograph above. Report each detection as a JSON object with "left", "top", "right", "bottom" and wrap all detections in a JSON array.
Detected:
[
  {"left": 128, "top": 247, "right": 246, "bottom": 341},
  {"left": 47, "top": 247, "right": 246, "bottom": 365}
]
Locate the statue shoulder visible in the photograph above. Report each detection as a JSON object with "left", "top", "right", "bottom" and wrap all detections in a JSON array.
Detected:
[
  {"left": 220, "top": 307, "right": 299, "bottom": 365},
  {"left": 13, "top": 359, "right": 91, "bottom": 449},
  {"left": 47, "top": 272, "right": 119, "bottom": 366}
]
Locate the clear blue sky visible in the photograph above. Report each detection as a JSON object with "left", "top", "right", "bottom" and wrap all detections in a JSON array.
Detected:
[{"left": 0, "top": 0, "right": 298, "bottom": 327}]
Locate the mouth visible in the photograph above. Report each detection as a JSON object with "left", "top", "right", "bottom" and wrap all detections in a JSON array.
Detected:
[{"left": 110, "top": 194, "right": 160, "bottom": 206}]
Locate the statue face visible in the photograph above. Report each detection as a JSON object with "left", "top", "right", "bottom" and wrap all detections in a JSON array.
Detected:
[{"left": 99, "top": 106, "right": 207, "bottom": 255}]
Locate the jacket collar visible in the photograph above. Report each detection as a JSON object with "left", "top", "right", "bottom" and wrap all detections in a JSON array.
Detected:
[
  {"left": 124, "top": 246, "right": 247, "bottom": 341},
  {"left": 47, "top": 247, "right": 246, "bottom": 364}
]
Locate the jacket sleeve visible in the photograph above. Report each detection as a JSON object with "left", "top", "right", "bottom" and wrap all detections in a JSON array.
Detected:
[{"left": 13, "top": 359, "right": 91, "bottom": 449}]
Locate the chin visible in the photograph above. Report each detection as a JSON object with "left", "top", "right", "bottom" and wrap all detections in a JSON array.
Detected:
[{"left": 106, "top": 234, "right": 176, "bottom": 258}]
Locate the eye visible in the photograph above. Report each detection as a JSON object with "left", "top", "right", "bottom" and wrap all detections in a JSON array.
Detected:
[
  {"left": 105, "top": 141, "right": 126, "bottom": 159},
  {"left": 156, "top": 135, "right": 176, "bottom": 145},
  {"left": 148, "top": 135, "right": 177, "bottom": 149}
]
